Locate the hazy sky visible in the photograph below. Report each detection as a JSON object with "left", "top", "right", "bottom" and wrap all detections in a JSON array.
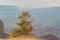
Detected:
[{"left": 0, "top": 0, "right": 60, "bottom": 8}]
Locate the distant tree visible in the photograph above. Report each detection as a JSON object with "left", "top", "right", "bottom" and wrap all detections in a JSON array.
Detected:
[{"left": 11, "top": 11, "right": 33, "bottom": 37}]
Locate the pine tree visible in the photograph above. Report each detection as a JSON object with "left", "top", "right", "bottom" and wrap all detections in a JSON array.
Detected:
[{"left": 11, "top": 11, "right": 33, "bottom": 37}]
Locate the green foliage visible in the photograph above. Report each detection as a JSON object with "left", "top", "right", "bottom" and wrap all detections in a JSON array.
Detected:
[{"left": 11, "top": 11, "right": 33, "bottom": 37}]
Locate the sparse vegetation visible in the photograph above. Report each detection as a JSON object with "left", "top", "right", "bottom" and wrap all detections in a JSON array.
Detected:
[{"left": 11, "top": 11, "right": 33, "bottom": 37}]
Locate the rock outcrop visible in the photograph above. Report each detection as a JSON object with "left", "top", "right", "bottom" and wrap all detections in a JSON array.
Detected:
[
  {"left": 0, "top": 20, "right": 4, "bottom": 33},
  {"left": 0, "top": 20, "right": 9, "bottom": 38},
  {"left": 40, "top": 34, "right": 59, "bottom": 40}
]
